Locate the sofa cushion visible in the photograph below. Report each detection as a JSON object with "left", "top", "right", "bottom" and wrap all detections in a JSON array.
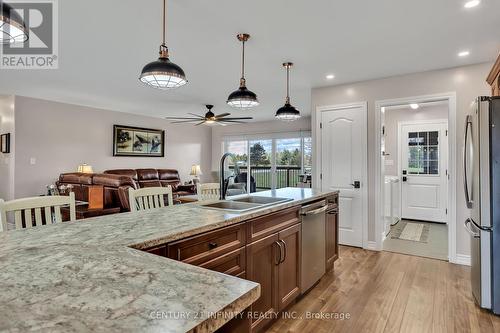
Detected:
[
  {"left": 136, "top": 168, "right": 159, "bottom": 181},
  {"left": 59, "top": 173, "right": 93, "bottom": 185},
  {"left": 93, "top": 174, "right": 137, "bottom": 189},
  {"left": 104, "top": 169, "right": 138, "bottom": 181},
  {"left": 139, "top": 180, "right": 162, "bottom": 188},
  {"left": 158, "top": 169, "right": 180, "bottom": 181}
]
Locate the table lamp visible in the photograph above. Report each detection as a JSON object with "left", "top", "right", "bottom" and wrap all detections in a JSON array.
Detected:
[
  {"left": 190, "top": 164, "right": 202, "bottom": 183},
  {"left": 77, "top": 163, "right": 93, "bottom": 174}
]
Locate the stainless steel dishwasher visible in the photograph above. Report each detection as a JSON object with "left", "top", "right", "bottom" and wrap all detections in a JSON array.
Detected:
[{"left": 300, "top": 199, "right": 328, "bottom": 293}]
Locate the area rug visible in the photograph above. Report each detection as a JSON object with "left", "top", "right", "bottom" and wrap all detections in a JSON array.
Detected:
[{"left": 390, "top": 220, "right": 430, "bottom": 243}]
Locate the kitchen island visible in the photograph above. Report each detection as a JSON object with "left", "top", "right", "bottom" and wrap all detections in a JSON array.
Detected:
[{"left": 0, "top": 188, "right": 337, "bottom": 332}]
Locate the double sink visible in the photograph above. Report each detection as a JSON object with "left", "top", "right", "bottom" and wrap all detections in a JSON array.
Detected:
[{"left": 200, "top": 195, "right": 293, "bottom": 212}]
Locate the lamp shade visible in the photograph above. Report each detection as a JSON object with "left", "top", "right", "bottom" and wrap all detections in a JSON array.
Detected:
[
  {"left": 275, "top": 103, "right": 301, "bottom": 122},
  {"left": 190, "top": 164, "right": 202, "bottom": 177},
  {"left": 139, "top": 56, "right": 187, "bottom": 89},
  {"left": 0, "top": 1, "right": 29, "bottom": 44},
  {"left": 77, "top": 163, "right": 93, "bottom": 174},
  {"left": 227, "top": 86, "right": 259, "bottom": 109}
]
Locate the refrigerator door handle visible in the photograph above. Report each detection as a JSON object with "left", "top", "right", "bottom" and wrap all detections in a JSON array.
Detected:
[
  {"left": 464, "top": 115, "right": 474, "bottom": 209},
  {"left": 464, "top": 218, "right": 480, "bottom": 238}
]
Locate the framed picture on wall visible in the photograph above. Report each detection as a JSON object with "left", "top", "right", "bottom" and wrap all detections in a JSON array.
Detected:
[
  {"left": 1, "top": 133, "right": 10, "bottom": 153},
  {"left": 113, "top": 125, "right": 165, "bottom": 157}
]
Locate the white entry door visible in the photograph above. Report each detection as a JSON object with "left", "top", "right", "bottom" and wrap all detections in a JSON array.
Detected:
[
  {"left": 400, "top": 121, "right": 448, "bottom": 223},
  {"left": 320, "top": 103, "right": 367, "bottom": 247}
]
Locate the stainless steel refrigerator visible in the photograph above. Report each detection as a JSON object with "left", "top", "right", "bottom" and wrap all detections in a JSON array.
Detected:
[{"left": 464, "top": 96, "right": 500, "bottom": 315}]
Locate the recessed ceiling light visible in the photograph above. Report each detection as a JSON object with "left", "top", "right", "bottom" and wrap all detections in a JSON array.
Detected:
[
  {"left": 464, "top": 0, "right": 480, "bottom": 9},
  {"left": 410, "top": 104, "right": 419, "bottom": 110},
  {"left": 326, "top": 74, "right": 335, "bottom": 80},
  {"left": 458, "top": 50, "right": 470, "bottom": 57}
]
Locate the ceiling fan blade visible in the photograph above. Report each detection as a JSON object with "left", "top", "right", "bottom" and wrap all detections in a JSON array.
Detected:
[
  {"left": 188, "top": 113, "right": 206, "bottom": 118},
  {"left": 215, "top": 113, "right": 231, "bottom": 118},
  {"left": 220, "top": 117, "right": 253, "bottom": 120},
  {"left": 170, "top": 120, "right": 203, "bottom": 124},
  {"left": 165, "top": 117, "right": 204, "bottom": 120},
  {"left": 214, "top": 121, "right": 227, "bottom": 126},
  {"left": 195, "top": 121, "right": 206, "bottom": 126},
  {"left": 219, "top": 120, "right": 247, "bottom": 124}
]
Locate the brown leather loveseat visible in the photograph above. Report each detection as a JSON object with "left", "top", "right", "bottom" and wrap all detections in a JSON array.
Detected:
[{"left": 57, "top": 168, "right": 195, "bottom": 213}]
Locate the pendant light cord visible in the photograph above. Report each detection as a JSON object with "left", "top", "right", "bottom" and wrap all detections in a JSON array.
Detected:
[
  {"left": 241, "top": 39, "right": 245, "bottom": 79},
  {"left": 286, "top": 65, "right": 290, "bottom": 104},
  {"left": 162, "top": 0, "right": 166, "bottom": 45}
]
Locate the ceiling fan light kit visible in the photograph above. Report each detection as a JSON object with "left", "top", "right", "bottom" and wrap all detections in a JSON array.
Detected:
[
  {"left": 275, "top": 62, "right": 301, "bottom": 121},
  {"left": 226, "top": 33, "right": 260, "bottom": 109},
  {"left": 139, "top": 0, "right": 187, "bottom": 90},
  {"left": 0, "top": 0, "right": 29, "bottom": 44}
]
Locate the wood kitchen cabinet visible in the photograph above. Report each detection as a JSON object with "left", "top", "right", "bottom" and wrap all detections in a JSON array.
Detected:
[
  {"left": 245, "top": 233, "right": 279, "bottom": 332},
  {"left": 276, "top": 224, "right": 301, "bottom": 311},
  {"left": 487, "top": 53, "right": 500, "bottom": 97},
  {"left": 326, "top": 194, "right": 339, "bottom": 272}
]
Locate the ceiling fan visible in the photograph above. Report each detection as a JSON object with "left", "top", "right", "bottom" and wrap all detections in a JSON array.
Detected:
[{"left": 165, "top": 105, "right": 253, "bottom": 126}]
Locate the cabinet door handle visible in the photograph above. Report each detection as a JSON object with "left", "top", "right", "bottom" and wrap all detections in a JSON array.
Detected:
[
  {"left": 274, "top": 241, "right": 283, "bottom": 265},
  {"left": 177, "top": 248, "right": 181, "bottom": 261},
  {"left": 280, "top": 240, "right": 287, "bottom": 264}
]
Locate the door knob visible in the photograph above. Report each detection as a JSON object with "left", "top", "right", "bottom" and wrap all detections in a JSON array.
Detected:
[{"left": 350, "top": 181, "right": 361, "bottom": 189}]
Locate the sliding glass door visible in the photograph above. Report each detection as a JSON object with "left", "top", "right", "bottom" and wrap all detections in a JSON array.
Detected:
[
  {"left": 275, "top": 138, "right": 302, "bottom": 189},
  {"left": 249, "top": 139, "right": 273, "bottom": 191},
  {"left": 224, "top": 132, "right": 311, "bottom": 193}
]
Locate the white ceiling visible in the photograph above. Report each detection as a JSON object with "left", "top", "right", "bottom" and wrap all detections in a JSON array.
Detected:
[{"left": 0, "top": 0, "right": 499, "bottom": 121}]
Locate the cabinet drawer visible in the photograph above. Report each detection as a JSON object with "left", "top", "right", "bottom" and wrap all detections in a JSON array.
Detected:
[
  {"left": 167, "top": 223, "right": 246, "bottom": 265},
  {"left": 199, "top": 247, "right": 246, "bottom": 277},
  {"left": 247, "top": 207, "right": 300, "bottom": 243}
]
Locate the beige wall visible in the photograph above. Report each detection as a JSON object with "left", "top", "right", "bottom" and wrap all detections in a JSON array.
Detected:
[
  {"left": 0, "top": 96, "right": 15, "bottom": 200},
  {"left": 211, "top": 117, "right": 312, "bottom": 172},
  {"left": 13, "top": 96, "right": 212, "bottom": 198},
  {"left": 384, "top": 103, "right": 448, "bottom": 176},
  {"left": 312, "top": 62, "right": 492, "bottom": 258}
]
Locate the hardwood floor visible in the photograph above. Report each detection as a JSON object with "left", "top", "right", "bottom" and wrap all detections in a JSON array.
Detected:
[{"left": 265, "top": 246, "right": 500, "bottom": 333}]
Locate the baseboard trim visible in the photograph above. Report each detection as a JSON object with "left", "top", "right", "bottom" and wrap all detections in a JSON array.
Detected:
[
  {"left": 364, "top": 241, "right": 379, "bottom": 251},
  {"left": 454, "top": 254, "right": 471, "bottom": 266}
]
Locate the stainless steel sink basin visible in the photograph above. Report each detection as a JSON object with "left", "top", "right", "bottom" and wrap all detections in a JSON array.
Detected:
[
  {"left": 200, "top": 196, "right": 293, "bottom": 212},
  {"left": 200, "top": 200, "right": 262, "bottom": 212},
  {"left": 231, "top": 196, "right": 293, "bottom": 205}
]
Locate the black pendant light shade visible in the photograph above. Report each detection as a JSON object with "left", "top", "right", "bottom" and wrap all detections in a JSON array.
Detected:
[
  {"left": 275, "top": 62, "right": 301, "bottom": 121},
  {"left": 0, "top": 1, "right": 29, "bottom": 44},
  {"left": 275, "top": 103, "right": 300, "bottom": 121},
  {"left": 139, "top": 0, "right": 187, "bottom": 90},
  {"left": 140, "top": 45, "right": 187, "bottom": 89},
  {"left": 227, "top": 34, "right": 259, "bottom": 109},
  {"left": 227, "top": 82, "right": 259, "bottom": 109}
]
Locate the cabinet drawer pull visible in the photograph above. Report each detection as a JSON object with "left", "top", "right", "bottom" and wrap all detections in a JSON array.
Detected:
[
  {"left": 280, "top": 240, "right": 287, "bottom": 264},
  {"left": 275, "top": 241, "right": 283, "bottom": 265},
  {"left": 208, "top": 242, "right": 218, "bottom": 249},
  {"left": 328, "top": 209, "right": 339, "bottom": 214}
]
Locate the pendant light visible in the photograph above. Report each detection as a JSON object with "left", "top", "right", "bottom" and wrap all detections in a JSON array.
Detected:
[
  {"left": 226, "top": 33, "right": 259, "bottom": 109},
  {"left": 0, "top": 1, "right": 29, "bottom": 44},
  {"left": 275, "top": 62, "right": 301, "bottom": 121},
  {"left": 139, "top": 0, "right": 187, "bottom": 89}
]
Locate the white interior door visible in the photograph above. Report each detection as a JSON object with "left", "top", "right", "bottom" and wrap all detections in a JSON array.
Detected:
[
  {"left": 400, "top": 121, "right": 448, "bottom": 223},
  {"left": 320, "top": 104, "right": 367, "bottom": 247}
]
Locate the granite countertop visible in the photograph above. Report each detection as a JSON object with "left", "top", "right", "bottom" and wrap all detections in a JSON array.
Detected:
[{"left": 0, "top": 188, "right": 335, "bottom": 332}]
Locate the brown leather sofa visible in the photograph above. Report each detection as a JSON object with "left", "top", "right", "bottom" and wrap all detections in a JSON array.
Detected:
[
  {"left": 103, "top": 169, "right": 196, "bottom": 196},
  {"left": 57, "top": 168, "right": 195, "bottom": 213}
]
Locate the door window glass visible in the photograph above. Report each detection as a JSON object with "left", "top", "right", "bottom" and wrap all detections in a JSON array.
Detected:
[{"left": 407, "top": 131, "right": 439, "bottom": 175}]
